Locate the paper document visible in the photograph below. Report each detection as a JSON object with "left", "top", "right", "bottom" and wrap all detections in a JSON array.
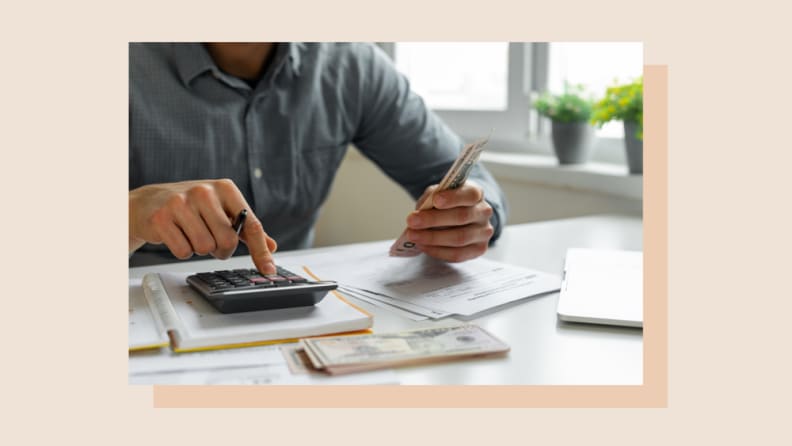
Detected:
[
  {"left": 129, "top": 344, "right": 285, "bottom": 375},
  {"left": 129, "top": 344, "right": 398, "bottom": 385},
  {"left": 337, "top": 286, "right": 430, "bottom": 321},
  {"left": 287, "top": 241, "right": 560, "bottom": 319}
]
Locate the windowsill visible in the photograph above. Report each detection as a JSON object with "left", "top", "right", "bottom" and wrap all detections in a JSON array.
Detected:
[{"left": 480, "top": 152, "right": 642, "bottom": 200}]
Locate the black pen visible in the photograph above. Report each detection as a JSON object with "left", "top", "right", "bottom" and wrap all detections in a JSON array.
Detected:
[{"left": 232, "top": 209, "right": 247, "bottom": 235}]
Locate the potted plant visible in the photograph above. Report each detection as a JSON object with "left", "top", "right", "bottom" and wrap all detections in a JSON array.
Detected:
[
  {"left": 534, "top": 83, "right": 595, "bottom": 165},
  {"left": 592, "top": 77, "right": 643, "bottom": 174}
]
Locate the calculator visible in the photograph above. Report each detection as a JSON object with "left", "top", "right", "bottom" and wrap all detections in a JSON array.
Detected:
[{"left": 186, "top": 266, "right": 337, "bottom": 314}]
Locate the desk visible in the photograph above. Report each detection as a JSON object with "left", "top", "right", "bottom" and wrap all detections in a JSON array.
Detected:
[{"left": 129, "top": 214, "right": 643, "bottom": 385}]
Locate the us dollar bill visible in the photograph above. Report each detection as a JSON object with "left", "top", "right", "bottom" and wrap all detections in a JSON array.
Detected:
[
  {"left": 299, "top": 324, "right": 508, "bottom": 374},
  {"left": 389, "top": 137, "right": 489, "bottom": 257}
]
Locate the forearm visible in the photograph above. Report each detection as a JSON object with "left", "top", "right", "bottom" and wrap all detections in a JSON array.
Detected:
[{"left": 129, "top": 188, "right": 146, "bottom": 254}]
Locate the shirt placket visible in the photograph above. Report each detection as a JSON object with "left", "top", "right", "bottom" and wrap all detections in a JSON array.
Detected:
[{"left": 246, "top": 92, "right": 268, "bottom": 215}]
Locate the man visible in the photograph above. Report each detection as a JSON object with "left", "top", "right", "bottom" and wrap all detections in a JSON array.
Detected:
[{"left": 129, "top": 42, "right": 508, "bottom": 274}]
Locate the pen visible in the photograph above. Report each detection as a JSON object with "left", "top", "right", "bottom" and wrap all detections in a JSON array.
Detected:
[{"left": 232, "top": 209, "right": 247, "bottom": 235}]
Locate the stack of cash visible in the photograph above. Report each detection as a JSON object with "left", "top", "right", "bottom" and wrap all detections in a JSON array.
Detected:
[
  {"left": 291, "top": 324, "right": 509, "bottom": 375},
  {"left": 389, "top": 137, "right": 489, "bottom": 257}
]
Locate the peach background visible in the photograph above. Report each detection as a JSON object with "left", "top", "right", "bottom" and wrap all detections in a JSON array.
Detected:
[
  {"left": 152, "top": 65, "right": 665, "bottom": 408},
  {"left": 4, "top": 0, "right": 791, "bottom": 444}
]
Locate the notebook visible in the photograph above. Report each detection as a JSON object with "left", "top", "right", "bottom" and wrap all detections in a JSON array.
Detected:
[
  {"left": 557, "top": 248, "right": 643, "bottom": 328},
  {"left": 129, "top": 271, "right": 372, "bottom": 353}
]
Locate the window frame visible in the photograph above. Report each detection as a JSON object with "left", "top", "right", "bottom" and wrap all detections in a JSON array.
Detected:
[{"left": 380, "top": 42, "right": 630, "bottom": 166}]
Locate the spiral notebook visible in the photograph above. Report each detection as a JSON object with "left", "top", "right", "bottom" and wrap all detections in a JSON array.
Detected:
[{"left": 129, "top": 271, "right": 372, "bottom": 353}]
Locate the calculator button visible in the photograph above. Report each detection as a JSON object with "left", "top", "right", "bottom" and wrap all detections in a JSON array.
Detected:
[
  {"left": 250, "top": 277, "right": 272, "bottom": 284},
  {"left": 252, "top": 281, "right": 275, "bottom": 288},
  {"left": 264, "top": 275, "right": 290, "bottom": 286},
  {"left": 284, "top": 275, "right": 307, "bottom": 283}
]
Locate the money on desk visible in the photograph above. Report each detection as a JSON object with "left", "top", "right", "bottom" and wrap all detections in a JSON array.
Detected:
[
  {"left": 297, "top": 324, "right": 509, "bottom": 375},
  {"left": 389, "top": 137, "right": 489, "bottom": 257}
]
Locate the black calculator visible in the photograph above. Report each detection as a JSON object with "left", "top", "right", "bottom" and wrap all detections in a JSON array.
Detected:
[{"left": 186, "top": 266, "right": 337, "bottom": 314}]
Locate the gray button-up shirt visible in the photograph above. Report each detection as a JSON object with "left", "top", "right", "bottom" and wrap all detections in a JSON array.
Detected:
[{"left": 130, "top": 43, "right": 507, "bottom": 263}]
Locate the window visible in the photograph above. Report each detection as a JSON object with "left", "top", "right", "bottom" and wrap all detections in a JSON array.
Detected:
[
  {"left": 394, "top": 42, "right": 509, "bottom": 111},
  {"left": 385, "top": 42, "right": 644, "bottom": 165},
  {"left": 547, "top": 42, "right": 643, "bottom": 138},
  {"left": 385, "top": 42, "right": 533, "bottom": 150}
]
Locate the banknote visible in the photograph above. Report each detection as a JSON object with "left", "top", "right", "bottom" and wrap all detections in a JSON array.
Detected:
[
  {"left": 389, "top": 137, "right": 489, "bottom": 257},
  {"left": 299, "top": 324, "right": 509, "bottom": 375},
  {"left": 280, "top": 343, "right": 317, "bottom": 375}
]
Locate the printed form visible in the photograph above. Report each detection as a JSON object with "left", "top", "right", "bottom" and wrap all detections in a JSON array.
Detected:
[{"left": 281, "top": 241, "right": 561, "bottom": 319}]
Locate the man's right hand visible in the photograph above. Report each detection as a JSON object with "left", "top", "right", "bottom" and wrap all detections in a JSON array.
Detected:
[{"left": 129, "top": 179, "right": 277, "bottom": 274}]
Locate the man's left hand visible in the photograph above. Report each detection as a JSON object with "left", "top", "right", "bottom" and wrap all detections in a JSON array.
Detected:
[{"left": 405, "top": 181, "right": 495, "bottom": 262}]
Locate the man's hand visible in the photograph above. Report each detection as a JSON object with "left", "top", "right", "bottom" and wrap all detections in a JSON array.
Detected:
[
  {"left": 129, "top": 179, "right": 278, "bottom": 274},
  {"left": 405, "top": 181, "right": 495, "bottom": 262}
]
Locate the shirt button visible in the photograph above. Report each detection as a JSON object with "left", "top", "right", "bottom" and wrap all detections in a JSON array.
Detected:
[{"left": 253, "top": 168, "right": 263, "bottom": 179}]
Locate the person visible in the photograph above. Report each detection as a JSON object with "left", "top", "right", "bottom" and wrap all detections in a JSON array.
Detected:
[{"left": 129, "top": 42, "right": 508, "bottom": 274}]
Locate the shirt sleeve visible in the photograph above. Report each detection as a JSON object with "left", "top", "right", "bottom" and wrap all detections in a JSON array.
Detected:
[{"left": 350, "top": 44, "right": 508, "bottom": 242}]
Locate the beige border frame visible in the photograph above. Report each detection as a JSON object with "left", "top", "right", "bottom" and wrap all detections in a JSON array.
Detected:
[{"left": 151, "top": 65, "right": 668, "bottom": 408}]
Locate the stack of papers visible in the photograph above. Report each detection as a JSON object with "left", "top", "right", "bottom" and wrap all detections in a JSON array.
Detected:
[
  {"left": 128, "top": 273, "right": 371, "bottom": 353},
  {"left": 281, "top": 241, "right": 561, "bottom": 320}
]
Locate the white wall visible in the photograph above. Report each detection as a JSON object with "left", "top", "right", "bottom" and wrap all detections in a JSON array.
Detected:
[
  {"left": 313, "top": 149, "right": 415, "bottom": 247},
  {"left": 313, "top": 148, "right": 642, "bottom": 247}
]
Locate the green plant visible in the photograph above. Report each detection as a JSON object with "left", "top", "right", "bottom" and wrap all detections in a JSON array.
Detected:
[
  {"left": 591, "top": 77, "right": 643, "bottom": 140},
  {"left": 533, "top": 83, "right": 593, "bottom": 123}
]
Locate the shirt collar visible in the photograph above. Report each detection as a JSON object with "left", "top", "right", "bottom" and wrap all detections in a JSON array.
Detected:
[
  {"left": 287, "top": 42, "right": 304, "bottom": 76},
  {"left": 173, "top": 43, "right": 216, "bottom": 87},
  {"left": 173, "top": 43, "right": 304, "bottom": 88}
]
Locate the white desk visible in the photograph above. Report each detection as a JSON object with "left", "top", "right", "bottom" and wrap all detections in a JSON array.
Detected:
[{"left": 129, "top": 214, "right": 643, "bottom": 385}]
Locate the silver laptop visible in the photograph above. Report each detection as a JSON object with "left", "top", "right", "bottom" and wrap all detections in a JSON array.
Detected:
[{"left": 557, "top": 248, "right": 643, "bottom": 328}]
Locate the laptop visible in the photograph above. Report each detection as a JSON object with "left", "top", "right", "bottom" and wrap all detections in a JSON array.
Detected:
[{"left": 557, "top": 248, "right": 643, "bottom": 328}]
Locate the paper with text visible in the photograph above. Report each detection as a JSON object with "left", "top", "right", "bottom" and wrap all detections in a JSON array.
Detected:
[{"left": 291, "top": 241, "right": 560, "bottom": 318}]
